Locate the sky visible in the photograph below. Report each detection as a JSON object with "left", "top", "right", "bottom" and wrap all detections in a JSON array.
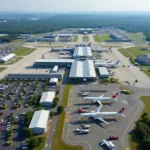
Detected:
[{"left": 0, "top": 0, "right": 150, "bottom": 12}]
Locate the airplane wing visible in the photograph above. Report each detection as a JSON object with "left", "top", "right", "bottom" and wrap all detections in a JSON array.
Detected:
[
  {"left": 99, "top": 94, "right": 104, "bottom": 98},
  {"left": 94, "top": 104, "right": 103, "bottom": 113},
  {"left": 94, "top": 117, "right": 110, "bottom": 125}
]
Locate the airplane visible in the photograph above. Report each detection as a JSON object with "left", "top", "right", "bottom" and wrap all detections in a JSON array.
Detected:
[
  {"left": 82, "top": 92, "right": 118, "bottom": 104},
  {"left": 78, "top": 92, "right": 90, "bottom": 96},
  {"left": 101, "top": 139, "right": 116, "bottom": 150},
  {"left": 80, "top": 106, "right": 125, "bottom": 125},
  {"left": 94, "top": 60, "right": 119, "bottom": 68}
]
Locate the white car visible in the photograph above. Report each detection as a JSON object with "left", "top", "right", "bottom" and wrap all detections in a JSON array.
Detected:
[{"left": 80, "top": 129, "right": 89, "bottom": 134}]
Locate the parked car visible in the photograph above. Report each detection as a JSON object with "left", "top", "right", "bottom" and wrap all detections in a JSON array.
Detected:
[{"left": 109, "top": 136, "right": 119, "bottom": 140}]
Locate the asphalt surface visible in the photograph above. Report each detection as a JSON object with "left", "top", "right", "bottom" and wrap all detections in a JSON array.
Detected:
[{"left": 62, "top": 84, "right": 148, "bottom": 150}]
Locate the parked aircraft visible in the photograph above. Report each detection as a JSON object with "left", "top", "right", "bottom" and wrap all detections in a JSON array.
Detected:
[
  {"left": 94, "top": 60, "right": 119, "bottom": 68},
  {"left": 82, "top": 92, "right": 118, "bottom": 103},
  {"left": 101, "top": 139, "right": 116, "bottom": 150},
  {"left": 92, "top": 46, "right": 112, "bottom": 52},
  {"left": 80, "top": 106, "right": 125, "bottom": 125}
]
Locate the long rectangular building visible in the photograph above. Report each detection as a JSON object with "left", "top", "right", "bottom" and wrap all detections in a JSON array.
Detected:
[
  {"left": 34, "top": 59, "right": 75, "bottom": 67},
  {"left": 73, "top": 46, "right": 92, "bottom": 59},
  {"left": 98, "top": 67, "right": 109, "bottom": 78},
  {"left": 69, "top": 60, "right": 96, "bottom": 81},
  {"left": 0, "top": 53, "right": 16, "bottom": 63}
]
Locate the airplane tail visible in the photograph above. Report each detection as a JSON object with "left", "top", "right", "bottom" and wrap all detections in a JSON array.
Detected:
[
  {"left": 109, "top": 46, "right": 112, "bottom": 50},
  {"left": 77, "top": 108, "right": 84, "bottom": 113},
  {"left": 118, "top": 108, "right": 126, "bottom": 117},
  {"left": 115, "top": 61, "right": 119, "bottom": 65},
  {"left": 112, "top": 92, "right": 118, "bottom": 100},
  {"left": 88, "top": 42, "right": 91, "bottom": 47}
]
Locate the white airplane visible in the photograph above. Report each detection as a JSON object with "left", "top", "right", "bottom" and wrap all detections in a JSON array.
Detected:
[
  {"left": 80, "top": 105, "right": 125, "bottom": 125},
  {"left": 82, "top": 92, "right": 118, "bottom": 103},
  {"left": 94, "top": 60, "right": 119, "bottom": 68},
  {"left": 101, "top": 139, "right": 116, "bottom": 150}
]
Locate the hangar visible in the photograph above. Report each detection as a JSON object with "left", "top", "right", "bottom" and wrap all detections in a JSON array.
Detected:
[
  {"left": 73, "top": 46, "right": 92, "bottom": 59},
  {"left": 39, "top": 91, "right": 55, "bottom": 106},
  {"left": 29, "top": 110, "right": 49, "bottom": 134},
  {"left": 69, "top": 60, "right": 96, "bottom": 81},
  {"left": 0, "top": 53, "right": 16, "bottom": 63},
  {"left": 78, "top": 28, "right": 92, "bottom": 34}
]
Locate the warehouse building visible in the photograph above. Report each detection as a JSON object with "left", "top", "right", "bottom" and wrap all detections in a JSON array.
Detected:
[
  {"left": 34, "top": 59, "right": 74, "bottom": 67},
  {"left": 0, "top": 53, "right": 16, "bottom": 63},
  {"left": 48, "top": 78, "right": 58, "bottom": 86},
  {"left": 52, "top": 65, "right": 58, "bottom": 73},
  {"left": 29, "top": 110, "right": 49, "bottom": 134},
  {"left": 73, "top": 46, "right": 92, "bottom": 59},
  {"left": 39, "top": 91, "right": 55, "bottom": 106},
  {"left": 51, "top": 47, "right": 74, "bottom": 52},
  {"left": 78, "top": 28, "right": 92, "bottom": 34},
  {"left": 5, "top": 71, "right": 64, "bottom": 80},
  {"left": 69, "top": 60, "right": 96, "bottom": 81},
  {"left": 136, "top": 54, "right": 150, "bottom": 65},
  {"left": 98, "top": 67, "right": 109, "bottom": 78},
  {"left": 110, "top": 33, "right": 132, "bottom": 42},
  {"left": 18, "top": 34, "right": 34, "bottom": 39},
  {"left": 57, "top": 34, "right": 73, "bottom": 41}
]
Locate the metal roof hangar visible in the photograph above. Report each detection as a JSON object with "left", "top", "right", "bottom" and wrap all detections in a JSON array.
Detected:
[{"left": 69, "top": 60, "right": 96, "bottom": 81}]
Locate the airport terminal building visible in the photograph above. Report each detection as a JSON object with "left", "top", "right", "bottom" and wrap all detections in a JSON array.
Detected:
[
  {"left": 136, "top": 54, "right": 150, "bottom": 65},
  {"left": 69, "top": 60, "right": 96, "bottom": 81},
  {"left": 78, "top": 28, "right": 92, "bottom": 34}
]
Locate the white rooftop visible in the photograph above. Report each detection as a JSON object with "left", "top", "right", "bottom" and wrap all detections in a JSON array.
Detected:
[
  {"left": 50, "top": 78, "right": 58, "bottom": 83},
  {"left": 40, "top": 91, "right": 55, "bottom": 103},
  {"left": 73, "top": 46, "right": 92, "bottom": 57},
  {"left": 98, "top": 67, "right": 109, "bottom": 75},
  {"left": 35, "top": 59, "right": 75, "bottom": 63},
  {"left": 69, "top": 60, "right": 96, "bottom": 78},
  {"left": 0, "top": 53, "right": 16, "bottom": 62},
  {"left": 29, "top": 110, "right": 49, "bottom": 129}
]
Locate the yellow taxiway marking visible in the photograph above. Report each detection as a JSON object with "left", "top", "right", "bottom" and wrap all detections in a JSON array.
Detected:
[{"left": 126, "top": 148, "right": 129, "bottom": 150}]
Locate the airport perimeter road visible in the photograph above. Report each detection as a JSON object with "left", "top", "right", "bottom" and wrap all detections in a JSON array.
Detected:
[{"left": 88, "top": 34, "right": 96, "bottom": 43}]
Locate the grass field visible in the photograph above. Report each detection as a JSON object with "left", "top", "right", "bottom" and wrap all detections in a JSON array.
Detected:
[
  {"left": 5, "top": 57, "right": 23, "bottom": 65},
  {"left": 51, "top": 84, "right": 83, "bottom": 150},
  {"left": 129, "top": 96, "right": 150, "bottom": 150},
  {"left": 82, "top": 36, "right": 89, "bottom": 42},
  {"left": 100, "top": 34, "right": 112, "bottom": 41},
  {"left": 73, "top": 35, "right": 78, "bottom": 42},
  {"left": 93, "top": 35, "right": 102, "bottom": 42},
  {"left": 0, "top": 67, "right": 6, "bottom": 72},
  {"left": 126, "top": 33, "right": 146, "bottom": 43},
  {"left": 13, "top": 47, "right": 36, "bottom": 56}
]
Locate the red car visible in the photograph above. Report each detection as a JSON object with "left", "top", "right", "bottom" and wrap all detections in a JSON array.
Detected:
[
  {"left": 0, "top": 126, "right": 2, "bottom": 131},
  {"left": 0, "top": 112, "right": 3, "bottom": 115},
  {"left": 109, "top": 136, "right": 119, "bottom": 140}
]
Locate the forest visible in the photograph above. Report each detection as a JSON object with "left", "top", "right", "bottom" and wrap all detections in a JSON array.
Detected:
[{"left": 1, "top": 13, "right": 150, "bottom": 41}]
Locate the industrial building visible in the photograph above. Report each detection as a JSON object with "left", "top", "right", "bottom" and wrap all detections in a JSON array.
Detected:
[
  {"left": 0, "top": 53, "right": 16, "bottom": 63},
  {"left": 110, "top": 33, "right": 132, "bottom": 42},
  {"left": 48, "top": 78, "right": 58, "bottom": 86},
  {"left": 78, "top": 28, "right": 92, "bottom": 34},
  {"left": 52, "top": 65, "right": 58, "bottom": 73},
  {"left": 136, "top": 54, "right": 150, "bottom": 65},
  {"left": 34, "top": 59, "right": 74, "bottom": 67},
  {"left": 18, "top": 34, "right": 34, "bottom": 39},
  {"left": 98, "top": 67, "right": 109, "bottom": 78},
  {"left": 69, "top": 60, "right": 96, "bottom": 81},
  {"left": 57, "top": 34, "right": 73, "bottom": 41},
  {"left": 29, "top": 110, "right": 49, "bottom": 134},
  {"left": 51, "top": 47, "right": 74, "bottom": 52},
  {"left": 73, "top": 46, "right": 92, "bottom": 59},
  {"left": 5, "top": 71, "right": 64, "bottom": 80},
  {"left": 39, "top": 91, "right": 55, "bottom": 106}
]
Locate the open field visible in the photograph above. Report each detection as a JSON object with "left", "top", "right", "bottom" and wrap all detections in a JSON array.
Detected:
[
  {"left": 82, "top": 36, "right": 89, "bottom": 42},
  {"left": 13, "top": 47, "right": 36, "bottom": 56},
  {"left": 73, "top": 35, "right": 78, "bottom": 42},
  {"left": 93, "top": 35, "right": 102, "bottom": 42},
  {"left": 0, "top": 67, "right": 6, "bottom": 72},
  {"left": 5, "top": 57, "right": 23, "bottom": 65},
  {"left": 13, "top": 39, "right": 26, "bottom": 43},
  {"left": 52, "top": 84, "right": 83, "bottom": 150},
  {"left": 129, "top": 96, "right": 150, "bottom": 150},
  {"left": 100, "top": 34, "right": 112, "bottom": 41},
  {"left": 126, "top": 33, "right": 146, "bottom": 43}
]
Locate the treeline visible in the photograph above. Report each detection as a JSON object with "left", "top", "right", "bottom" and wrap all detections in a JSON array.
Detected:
[
  {"left": 1, "top": 14, "right": 150, "bottom": 38},
  {"left": 135, "top": 113, "right": 150, "bottom": 149},
  {"left": 0, "top": 34, "right": 18, "bottom": 42}
]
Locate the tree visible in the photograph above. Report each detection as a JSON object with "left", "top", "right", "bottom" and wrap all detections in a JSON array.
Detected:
[
  {"left": 57, "top": 106, "right": 64, "bottom": 114},
  {"left": 50, "top": 112, "right": 54, "bottom": 118},
  {"left": 52, "top": 100, "right": 58, "bottom": 108},
  {"left": 142, "top": 113, "right": 148, "bottom": 119},
  {"left": 29, "top": 136, "right": 39, "bottom": 149},
  {"left": 24, "top": 127, "right": 33, "bottom": 138}
]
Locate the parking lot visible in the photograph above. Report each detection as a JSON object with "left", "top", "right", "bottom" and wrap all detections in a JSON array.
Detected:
[
  {"left": 0, "top": 80, "right": 58, "bottom": 150},
  {"left": 64, "top": 84, "right": 143, "bottom": 150}
]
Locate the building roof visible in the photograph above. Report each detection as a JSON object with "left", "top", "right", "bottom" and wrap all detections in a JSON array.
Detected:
[
  {"left": 0, "top": 53, "right": 16, "bottom": 62},
  {"left": 40, "top": 91, "right": 55, "bottom": 103},
  {"left": 50, "top": 78, "right": 58, "bottom": 83},
  {"left": 35, "top": 59, "right": 75, "bottom": 63},
  {"left": 73, "top": 46, "right": 92, "bottom": 57},
  {"left": 69, "top": 60, "right": 96, "bottom": 78},
  {"left": 98, "top": 67, "right": 109, "bottom": 76},
  {"left": 29, "top": 110, "right": 49, "bottom": 129}
]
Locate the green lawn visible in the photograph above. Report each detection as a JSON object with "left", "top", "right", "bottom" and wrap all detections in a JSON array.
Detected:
[
  {"left": 126, "top": 33, "right": 146, "bottom": 43},
  {"left": 73, "top": 35, "right": 78, "bottom": 42},
  {"left": 5, "top": 57, "right": 23, "bottom": 65},
  {"left": 93, "top": 35, "right": 102, "bottom": 42},
  {"left": 52, "top": 84, "right": 83, "bottom": 150},
  {"left": 100, "top": 34, "right": 112, "bottom": 41},
  {"left": 82, "top": 36, "right": 89, "bottom": 42},
  {"left": 0, "top": 67, "right": 6, "bottom": 72},
  {"left": 13, "top": 47, "right": 36, "bottom": 56},
  {"left": 129, "top": 96, "right": 150, "bottom": 150}
]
